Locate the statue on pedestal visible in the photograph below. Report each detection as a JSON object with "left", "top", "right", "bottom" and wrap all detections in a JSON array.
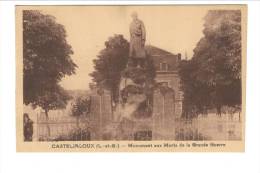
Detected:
[
  {"left": 129, "top": 12, "right": 146, "bottom": 68},
  {"left": 108, "top": 12, "right": 153, "bottom": 140}
]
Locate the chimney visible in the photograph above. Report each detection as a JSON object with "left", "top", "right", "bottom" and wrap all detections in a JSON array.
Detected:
[{"left": 177, "top": 53, "right": 181, "bottom": 61}]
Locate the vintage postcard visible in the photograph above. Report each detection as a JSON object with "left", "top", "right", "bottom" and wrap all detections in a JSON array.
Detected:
[{"left": 16, "top": 5, "right": 247, "bottom": 152}]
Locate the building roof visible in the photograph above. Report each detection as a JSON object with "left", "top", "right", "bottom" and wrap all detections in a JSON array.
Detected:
[
  {"left": 145, "top": 45, "right": 181, "bottom": 72},
  {"left": 145, "top": 45, "right": 175, "bottom": 56}
]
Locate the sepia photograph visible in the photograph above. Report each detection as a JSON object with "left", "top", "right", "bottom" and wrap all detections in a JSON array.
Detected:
[{"left": 16, "top": 5, "right": 247, "bottom": 152}]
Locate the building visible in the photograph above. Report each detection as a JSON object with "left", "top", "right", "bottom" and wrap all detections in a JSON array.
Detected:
[
  {"left": 146, "top": 45, "right": 183, "bottom": 119},
  {"left": 146, "top": 45, "right": 183, "bottom": 140}
]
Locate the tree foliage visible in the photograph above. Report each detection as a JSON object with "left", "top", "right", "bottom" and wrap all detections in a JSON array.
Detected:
[
  {"left": 71, "top": 96, "right": 91, "bottom": 127},
  {"left": 71, "top": 96, "right": 91, "bottom": 117},
  {"left": 89, "top": 35, "right": 129, "bottom": 103},
  {"left": 23, "top": 10, "right": 77, "bottom": 113},
  {"left": 179, "top": 10, "right": 242, "bottom": 118}
]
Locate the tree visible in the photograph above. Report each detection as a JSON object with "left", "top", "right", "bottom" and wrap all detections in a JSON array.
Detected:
[
  {"left": 179, "top": 59, "right": 212, "bottom": 118},
  {"left": 89, "top": 35, "right": 129, "bottom": 104},
  {"left": 23, "top": 10, "right": 77, "bottom": 135},
  {"left": 71, "top": 96, "right": 91, "bottom": 128},
  {"left": 179, "top": 10, "right": 242, "bottom": 117}
]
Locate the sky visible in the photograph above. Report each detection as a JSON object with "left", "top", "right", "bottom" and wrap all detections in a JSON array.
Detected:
[{"left": 37, "top": 6, "right": 210, "bottom": 90}]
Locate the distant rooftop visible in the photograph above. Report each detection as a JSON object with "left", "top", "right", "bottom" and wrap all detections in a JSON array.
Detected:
[{"left": 145, "top": 45, "right": 176, "bottom": 56}]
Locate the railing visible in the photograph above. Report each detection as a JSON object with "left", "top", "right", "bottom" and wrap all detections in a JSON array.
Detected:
[
  {"left": 35, "top": 110, "right": 242, "bottom": 141},
  {"left": 36, "top": 112, "right": 91, "bottom": 141},
  {"left": 175, "top": 113, "right": 242, "bottom": 141}
]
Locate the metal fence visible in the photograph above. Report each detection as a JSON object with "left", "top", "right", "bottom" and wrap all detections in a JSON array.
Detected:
[
  {"left": 36, "top": 112, "right": 91, "bottom": 141},
  {"left": 175, "top": 113, "right": 242, "bottom": 141},
  {"left": 35, "top": 110, "right": 242, "bottom": 141}
]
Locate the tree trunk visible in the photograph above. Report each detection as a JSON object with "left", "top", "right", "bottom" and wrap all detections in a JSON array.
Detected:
[
  {"left": 99, "top": 94, "right": 103, "bottom": 140},
  {"left": 44, "top": 109, "right": 51, "bottom": 138},
  {"left": 76, "top": 116, "right": 80, "bottom": 128},
  {"left": 162, "top": 95, "right": 165, "bottom": 129},
  {"left": 217, "top": 106, "right": 222, "bottom": 117},
  {"left": 111, "top": 90, "right": 114, "bottom": 120}
]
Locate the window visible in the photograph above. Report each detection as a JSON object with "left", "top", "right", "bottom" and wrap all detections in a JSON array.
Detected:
[
  {"left": 160, "top": 62, "right": 168, "bottom": 71},
  {"left": 158, "top": 82, "right": 169, "bottom": 87}
]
